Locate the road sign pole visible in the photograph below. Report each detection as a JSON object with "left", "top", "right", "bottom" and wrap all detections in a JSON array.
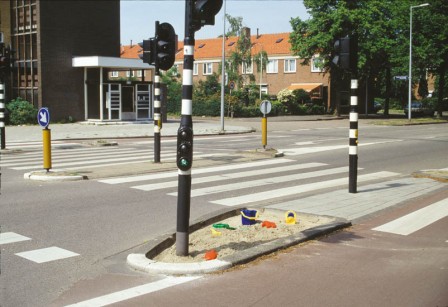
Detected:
[
  {"left": 262, "top": 116, "right": 267, "bottom": 149},
  {"left": 42, "top": 128, "right": 52, "bottom": 171}
]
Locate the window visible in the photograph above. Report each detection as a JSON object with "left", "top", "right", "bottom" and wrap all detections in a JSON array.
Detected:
[
  {"left": 266, "top": 59, "right": 278, "bottom": 73},
  {"left": 284, "top": 59, "right": 296, "bottom": 73},
  {"left": 111, "top": 71, "right": 118, "bottom": 78},
  {"left": 193, "top": 63, "right": 199, "bottom": 75},
  {"left": 137, "top": 70, "right": 142, "bottom": 77},
  {"left": 126, "top": 70, "right": 135, "bottom": 78},
  {"left": 242, "top": 61, "right": 253, "bottom": 74},
  {"left": 311, "top": 57, "right": 324, "bottom": 72},
  {"left": 203, "top": 62, "right": 213, "bottom": 75}
]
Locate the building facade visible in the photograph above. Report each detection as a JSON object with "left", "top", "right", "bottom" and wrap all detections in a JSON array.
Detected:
[
  {"left": 0, "top": 0, "right": 120, "bottom": 121},
  {"left": 120, "top": 30, "right": 329, "bottom": 104}
]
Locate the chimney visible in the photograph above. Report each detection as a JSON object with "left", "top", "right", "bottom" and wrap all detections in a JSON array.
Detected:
[
  {"left": 257, "top": 28, "right": 260, "bottom": 39},
  {"left": 242, "top": 27, "right": 251, "bottom": 39},
  {"left": 130, "top": 40, "right": 133, "bottom": 47}
]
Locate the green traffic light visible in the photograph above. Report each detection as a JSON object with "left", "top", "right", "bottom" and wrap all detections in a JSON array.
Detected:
[{"left": 180, "top": 158, "right": 189, "bottom": 167}]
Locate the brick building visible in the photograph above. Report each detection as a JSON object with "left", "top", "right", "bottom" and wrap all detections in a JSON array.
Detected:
[
  {"left": 119, "top": 29, "right": 329, "bottom": 105},
  {"left": 0, "top": 0, "right": 121, "bottom": 121}
]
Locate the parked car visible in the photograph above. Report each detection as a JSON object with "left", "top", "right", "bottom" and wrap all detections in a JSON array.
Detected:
[{"left": 404, "top": 101, "right": 435, "bottom": 117}]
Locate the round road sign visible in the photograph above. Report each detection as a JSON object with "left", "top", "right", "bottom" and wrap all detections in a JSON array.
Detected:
[
  {"left": 260, "top": 100, "right": 272, "bottom": 115},
  {"left": 38, "top": 107, "right": 50, "bottom": 128}
]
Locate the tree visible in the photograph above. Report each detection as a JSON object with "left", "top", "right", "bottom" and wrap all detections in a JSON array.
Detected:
[
  {"left": 289, "top": 0, "right": 410, "bottom": 115},
  {"left": 412, "top": 0, "right": 448, "bottom": 117},
  {"left": 225, "top": 14, "right": 243, "bottom": 37}
]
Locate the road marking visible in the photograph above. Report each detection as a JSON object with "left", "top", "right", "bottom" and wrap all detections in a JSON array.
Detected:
[
  {"left": 15, "top": 246, "right": 79, "bottom": 263},
  {"left": 134, "top": 162, "right": 326, "bottom": 192},
  {"left": 170, "top": 166, "right": 349, "bottom": 197},
  {"left": 280, "top": 140, "right": 403, "bottom": 156},
  {"left": 372, "top": 198, "right": 448, "bottom": 235},
  {"left": 65, "top": 276, "right": 201, "bottom": 307},
  {"left": 0, "top": 232, "right": 31, "bottom": 245},
  {"left": 211, "top": 171, "right": 398, "bottom": 207},
  {"left": 99, "top": 158, "right": 294, "bottom": 184}
]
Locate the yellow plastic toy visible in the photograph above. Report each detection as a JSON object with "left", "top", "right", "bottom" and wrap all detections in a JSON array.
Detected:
[
  {"left": 285, "top": 210, "right": 297, "bottom": 225},
  {"left": 211, "top": 228, "right": 222, "bottom": 237}
]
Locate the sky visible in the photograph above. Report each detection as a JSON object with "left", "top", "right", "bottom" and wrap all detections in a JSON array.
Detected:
[{"left": 120, "top": 0, "right": 310, "bottom": 45}]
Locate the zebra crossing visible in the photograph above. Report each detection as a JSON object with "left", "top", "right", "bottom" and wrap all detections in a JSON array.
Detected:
[
  {"left": 98, "top": 158, "right": 401, "bottom": 209},
  {"left": 0, "top": 144, "right": 213, "bottom": 172},
  {"left": 0, "top": 232, "right": 79, "bottom": 264}
]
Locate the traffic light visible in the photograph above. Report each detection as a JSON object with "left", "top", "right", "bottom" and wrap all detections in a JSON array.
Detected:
[
  {"left": 192, "top": 0, "right": 223, "bottom": 31},
  {"left": 177, "top": 125, "right": 193, "bottom": 171},
  {"left": 138, "top": 38, "right": 156, "bottom": 65},
  {"left": 332, "top": 36, "right": 350, "bottom": 70},
  {"left": 156, "top": 22, "right": 176, "bottom": 71}
]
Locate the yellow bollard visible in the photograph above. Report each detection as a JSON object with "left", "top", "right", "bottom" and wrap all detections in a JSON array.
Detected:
[
  {"left": 42, "top": 128, "right": 52, "bottom": 171},
  {"left": 261, "top": 116, "right": 267, "bottom": 149}
]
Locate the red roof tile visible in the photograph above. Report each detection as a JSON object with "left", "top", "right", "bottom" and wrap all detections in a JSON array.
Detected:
[{"left": 120, "top": 32, "right": 293, "bottom": 62}]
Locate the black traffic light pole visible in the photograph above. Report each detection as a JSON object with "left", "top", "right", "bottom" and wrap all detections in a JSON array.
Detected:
[
  {"left": 154, "top": 21, "right": 162, "bottom": 163},
  {"left": 176, "top": 0, "right": 196, "bottom": 256},
  {"left": 139, "top": 22, "right": 175, "bottom": 163},
  {"left": 176, "top": 0, "right": 223, "bottom": 256}
]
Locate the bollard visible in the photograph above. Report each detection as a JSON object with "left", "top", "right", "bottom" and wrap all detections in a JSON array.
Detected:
[
  {"left": 42, "top": 128, "right": 52, "bottom": 171},
  {"left": 261, "top": 116, "right": 267, "bottom": 149}
]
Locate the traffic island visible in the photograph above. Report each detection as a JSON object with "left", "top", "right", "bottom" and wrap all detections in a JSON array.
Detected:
[
  {"left": 243, "top": 147, "right": 284, "bottom": 158},
  {"left": 24, "top": 169, "right": 87, "bottom": 181},
  {"left": 127, "top": 208, "right": 351, "bottom": 275},
  {"left": 412, "top": 169, "right": 448, "bottom": 183}
]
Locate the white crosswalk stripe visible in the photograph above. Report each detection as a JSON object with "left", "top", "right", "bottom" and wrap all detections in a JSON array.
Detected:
[
  {"left": 97, "top": 157, "right": 400, "bottom": 209},
  {"left": 372, "top": 198, "right": 448, "bottom": 235},
  {"left": 169, "top": 166, "right": 350, "bottom": 197},
  {"left": 134, "top": 162, "right": 325, "bottom": 192},
  {"left": 211, "top": 171, "right": 398, "bottom": 207},
  {"left": 0, "top": 145, "right": 211, "bottom": 171}
]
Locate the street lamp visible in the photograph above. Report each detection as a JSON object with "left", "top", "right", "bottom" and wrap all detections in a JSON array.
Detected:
[{"left": 408, "top": 3, "right": 429, "bottom": 120}]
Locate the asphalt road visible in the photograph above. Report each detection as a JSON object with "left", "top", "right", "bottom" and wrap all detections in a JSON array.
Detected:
[{"left": 1, "top": 119, "right": 447, "bottom": 306}]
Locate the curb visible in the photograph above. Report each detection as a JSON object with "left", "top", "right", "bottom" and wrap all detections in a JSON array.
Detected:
[
  {"left": 24, "top": 169, "right": 87, "bottom": 181},
  {"left": 127, "top": 209, "right": 351, "bottom": 275}
]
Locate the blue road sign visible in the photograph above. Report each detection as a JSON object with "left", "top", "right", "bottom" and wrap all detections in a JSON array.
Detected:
[{"left": 38, "top": 107, "right": 50, "bottom": 128}]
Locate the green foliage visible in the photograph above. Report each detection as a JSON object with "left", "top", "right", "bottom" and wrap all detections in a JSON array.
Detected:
[
  {"left": 162, "top": 67, "right": 182, "bottom": 115},
  {"left": 6, "top": 97, "right": 38, "bottom": 125}
]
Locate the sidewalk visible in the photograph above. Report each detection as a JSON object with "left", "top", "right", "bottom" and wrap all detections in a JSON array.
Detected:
[{"left": 3, "top": 119, "right": 256, "bottom": 142}]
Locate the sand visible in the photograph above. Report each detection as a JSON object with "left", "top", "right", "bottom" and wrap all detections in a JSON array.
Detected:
[{"left": 154, "top": 209, "right": 335, "bottom": 263}]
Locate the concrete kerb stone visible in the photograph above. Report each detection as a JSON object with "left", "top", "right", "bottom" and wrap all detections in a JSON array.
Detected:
[
  {"left": 126, "top": 207, "right": 351, "bottom": 275},
  {"left": 24, "top": 169, "right": 87, "bottom": 181}
]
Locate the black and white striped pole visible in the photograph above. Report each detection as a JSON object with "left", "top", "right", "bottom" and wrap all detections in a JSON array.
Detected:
[
  {"left": 348, "top": 34, "right": 358, "bottom": 194},
  {"left": 349, "top": 79, "right": 358, "bottom": 193},
  {"left": 0, "top": 82, "right": 5, "bottom": 149},
  {"left": 139, "top": 22, "right": 175, "bottom": 163},
  {"left": 176, "top": 0, "right": 223, "bottom": 256},
  {"left": 153, "top": 36, "right": 161, "bottom": 163}
]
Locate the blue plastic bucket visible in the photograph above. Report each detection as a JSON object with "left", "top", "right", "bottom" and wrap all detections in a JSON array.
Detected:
[{"left": 241, "top": 209, "right": 258, "bottom": 226}]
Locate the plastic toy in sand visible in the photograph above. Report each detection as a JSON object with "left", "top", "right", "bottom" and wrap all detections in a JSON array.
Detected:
[
  {"left": 213, "top": 223, "right": 236, "bottom": 230},
  {"left": 241, "top": 209, "right": 259, "bottom": 226},
  {"left": 285, "top": 210, "right": 297, "bottom": 225},
  {"left": 261, "top": 221, "right": 277, "bottom": 228},
  {"left": 204, "top": 249, "right": 218, "bottom": 260},
  {"left": 211, "top": 228, "right": 222, "bottom": 237}
]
